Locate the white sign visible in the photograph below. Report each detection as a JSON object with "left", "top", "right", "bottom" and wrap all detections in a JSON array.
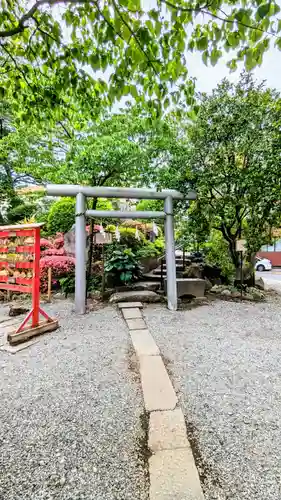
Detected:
[{"left": 236, "top": 239, "right": 247, "bottom": 253}]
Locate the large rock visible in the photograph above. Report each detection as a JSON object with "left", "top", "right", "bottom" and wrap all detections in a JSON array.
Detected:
[
  {"left": 9, "top": 305, "right": 29, "bottom": 317},
  {"left": 165, "top": 278, "right": 206, "bottom": 298},
  {"left": 204, "top": 278, "right": 212, "bottom": 291},
  {"left": 132, "top": 281, "right": 160, "bottom": 292},
  {"left": 109, "top": 290, "right": 161, "bottom": 304},
  {"left": 255, "top": 277, "right": 265, "bottom": 290},
  {"left": 182, "top": 263, "right": 203, "bottom": 279}
]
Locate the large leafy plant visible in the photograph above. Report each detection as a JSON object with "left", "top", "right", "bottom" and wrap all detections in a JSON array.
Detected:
[{"left": 104, "top": 248, "right": 142, "bottom": 285}]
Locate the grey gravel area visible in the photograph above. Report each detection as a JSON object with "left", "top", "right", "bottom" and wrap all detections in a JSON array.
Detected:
[
  {"left": 0, "top": 301, "right": 148, "bottom": 500},
  {"left": 144, "top": 299, "right": 281, "bottom": 500}
]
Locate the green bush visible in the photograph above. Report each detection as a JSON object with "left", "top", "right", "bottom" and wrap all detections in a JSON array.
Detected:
[
  {"left": 6, "top": 199, "right": 36, "bottom": 223},
  {"left": 47, "top": 197, "right": 75, "bottom": 235},
  {"left": 154, "top": 237, "right": 165, "bottom": 254},
  {"left": 105, "top": 224, "right": 116, "bottom": 233},
  {"left": 136, "top": 241, "right": 162, "bottom": 259},
  {"left": 105, "top": 226, "right": 146, "bottom": 251},
  {"left": 119, "top": 227, "right": 145, "bottom": 250},
  {"left": 203, "top": 231, "right": 235, "bottom": 281},
  {"left": 136, "top": 199, "right": 164, "bottom": 212}
]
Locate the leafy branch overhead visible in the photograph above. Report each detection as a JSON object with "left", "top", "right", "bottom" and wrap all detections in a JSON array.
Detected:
[{"left": 1, "top": 0, "right": 281, "bottom": 115}]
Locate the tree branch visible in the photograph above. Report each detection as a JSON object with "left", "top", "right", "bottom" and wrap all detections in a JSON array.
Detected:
[
  {"left": 0, "top": 43, "right": 33, "bottom": 89},
  {"left": 58, "top": 121, "right": 73, "bottom": 139},
  {"left": 112, "top": 0, "right": 159, "bottom": 77},
  {"left": 0, "top": 0, "right": 93, "bottom": 38},
  {"left": 162, "top": 0, "right": 277, "bottom": 38}
]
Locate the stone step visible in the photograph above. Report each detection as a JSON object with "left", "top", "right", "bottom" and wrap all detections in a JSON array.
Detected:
[
  {"left": 162, "top": 264, "right": 185, "bottom": 271},
  {"left": 132, "top": 281, "right": 161, "bottom": 292},
  {"left": 152, "top": 269, "right": 184, "bottom": 278}
]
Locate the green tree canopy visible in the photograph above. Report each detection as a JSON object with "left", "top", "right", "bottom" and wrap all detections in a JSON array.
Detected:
[
  {"left": 1, "top": 0, "right": 281, "bottom": 117},
  {"left": 179, "top": 74, "right": 281, "bottom": 269}
]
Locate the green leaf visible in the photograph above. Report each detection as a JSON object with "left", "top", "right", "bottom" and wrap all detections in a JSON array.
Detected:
[
  {"left": 129, "top": 85, "right": 138, "bottom": 98},
  {"left": 197, "top": 36, "right": 208, "bottom": 51},
  {"left": 257, "top": 3, "right": 271, "bottom": 19},
  {"left": 202, "top": 50, "right": 208, "bottom": 65},
  {"left": 210, "top": 48, "right": 222, "bottom": 66}
]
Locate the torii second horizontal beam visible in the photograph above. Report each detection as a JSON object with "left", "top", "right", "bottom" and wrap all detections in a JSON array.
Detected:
[{"left": 85, "top": 210, "right": 166, "bottom": 219}]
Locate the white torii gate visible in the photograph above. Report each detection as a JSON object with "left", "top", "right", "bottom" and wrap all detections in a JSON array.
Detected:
[{"left": 46, "top": 184, "right": 196, "bottom": 313}]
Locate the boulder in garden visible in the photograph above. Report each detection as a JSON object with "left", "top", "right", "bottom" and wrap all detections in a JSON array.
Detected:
[
  {"left": 109, "top": 290, "right": 161, "bottom": 303},
  {"left": 183, "top": 263, "right": 203, "bottom": 279}
]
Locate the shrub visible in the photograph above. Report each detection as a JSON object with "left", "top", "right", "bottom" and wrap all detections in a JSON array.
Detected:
[
  {"left": 59, "top": 276, "right": 75, "bottom": 296},
  {"left": 104, "top": 248, "right": 142, "bottom": 285},
  {"left": 40, "top": 238, "right": 54, "bottom": 250},
  {"left": 154, "top": 237, "right": 165, "bottom": 254},
  {"left": 54, "top": 233, "right": 64, "bottom": 249},
  {"left": 203, "top": 231, "right": 235, "bottom": 281},
  {"left": 7, "top": 201, "right": 36, "bottom": 224},
  {"left": 106, "top": 224, "right": 116, "bottom": 233},
  {"left": 118, "top": 227, "right": 145, "bottom": 250},
  {"left": 41, "top": 247, "right": 66, "bottom": 257},
  {"left": 47, "top": 197, "right": 75, "bottom": 235},
  {"left": 136, "top": 241, "right": 162, "bottom": 259},
  {"left": 105, "top": 225, "right": 146, "bottom": 250},
  {"left": 40, "top": 255, "right": 75, "bottom": 292}
]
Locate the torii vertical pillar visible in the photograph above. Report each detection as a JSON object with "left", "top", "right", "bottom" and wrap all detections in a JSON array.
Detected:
[
  {"left": 164, "top": 196, "right": 177, "bottom": 311},
  {"left": 75, "top": 193, "right": 86, "bottom": 314}
]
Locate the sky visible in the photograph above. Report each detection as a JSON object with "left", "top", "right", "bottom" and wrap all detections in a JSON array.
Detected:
[
  {"left": 143, "top": 0, "right": 281, "bottom": 94},
  {"left": 187, "top": 44, "right": 281, "bottom": 93}
]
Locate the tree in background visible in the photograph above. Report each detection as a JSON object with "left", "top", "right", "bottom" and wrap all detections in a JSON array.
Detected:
[
  {"left": 179, "top": 74, "right": 281, "bottom": 276},
  {"left": 1, "top": 0, "right": 281, "bottom": 119}
]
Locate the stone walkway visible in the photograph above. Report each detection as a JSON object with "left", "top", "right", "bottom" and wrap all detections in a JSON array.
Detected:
[{"left": 119, "top": 301, "right": 204, "bottom": 500}]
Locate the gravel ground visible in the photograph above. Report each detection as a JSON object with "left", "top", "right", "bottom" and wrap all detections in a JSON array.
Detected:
[
  {"left": 144, "top": 299, "right": 281, "bottom": 500},
  {"left": 0, "top": 301, "right": 148, "bottom": 500}
]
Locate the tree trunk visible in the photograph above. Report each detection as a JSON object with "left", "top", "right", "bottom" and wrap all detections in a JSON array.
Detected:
[{"left": 86, "top": 197, "right": 97, "bottom": 295}]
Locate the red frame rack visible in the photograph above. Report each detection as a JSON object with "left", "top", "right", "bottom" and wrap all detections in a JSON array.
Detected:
[{"left": 0, "top": 223, "right": 53, "bottom": 335}]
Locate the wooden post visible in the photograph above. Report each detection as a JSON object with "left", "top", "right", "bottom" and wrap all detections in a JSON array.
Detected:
[
  {"left": 47, "top": 267, "right": 52, "bottom": 302},
  {"left": 32, "top": 227, "right": 41, "bottom": 327},
  {"left": 102, "top": 244, "right": 105, "bottom": 299}
]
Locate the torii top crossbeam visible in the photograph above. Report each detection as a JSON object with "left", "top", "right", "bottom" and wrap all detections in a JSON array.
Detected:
[{"left": 46, "top": 184, "right": 196, "bottom": 201}]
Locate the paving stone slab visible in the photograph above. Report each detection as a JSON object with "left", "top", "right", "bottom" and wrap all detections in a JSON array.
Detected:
[
  {"left": 0, "top": 338, "right": 40, "bottom": 354},
  {"left": 149, "top": 409, "right": 189, "bottom": 452},
  {"left": 149, "top": 448, "right": 204, "bottom": 500},
  {"left": 126, "top": 318, "right": 147, "bottom": 330},
  {"left": 139, "top": 355, "right": 177, "bottom": 411},
  {"left": 0, "top": 318, "right": 21, "bottom": 329},
  {"left": 117, "top": 302, "right": 143, "bottom": 309},
  {"left": 1, "top": 322, "right": 21, "bottom": 335},
  {"left": 122, "top": 308, "right": 142, "bottom": 320},
  {"left": 130, "top": 329, "right": 159, "bottom": 357}
]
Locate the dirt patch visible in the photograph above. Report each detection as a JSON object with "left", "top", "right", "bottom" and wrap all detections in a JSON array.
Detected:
[
  {"left": 184, "top": 418, "right": 223, "bottom": 496},
  {"left": 127, "top": 346, "right": 140, "bottom": 383},
  {"left": 135, "top": 411, "right": 151, "bottom": 493}
]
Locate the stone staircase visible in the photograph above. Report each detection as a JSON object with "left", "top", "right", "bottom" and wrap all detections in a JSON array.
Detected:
[
  {"left": 141, "top": 254, "right": 206, "bottom": 298},
  {"left": 143, "top": 255, "right": 185, "bottom": 282}
]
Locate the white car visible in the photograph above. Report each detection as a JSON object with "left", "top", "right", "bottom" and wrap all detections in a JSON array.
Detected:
[{"left": 255, "top": 257, "right": 272, "bottom": 272}]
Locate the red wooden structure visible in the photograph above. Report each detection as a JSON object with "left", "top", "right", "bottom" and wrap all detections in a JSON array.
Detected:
[{"left": 0, "top": 223, "right": 56, "bottom": 341}]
